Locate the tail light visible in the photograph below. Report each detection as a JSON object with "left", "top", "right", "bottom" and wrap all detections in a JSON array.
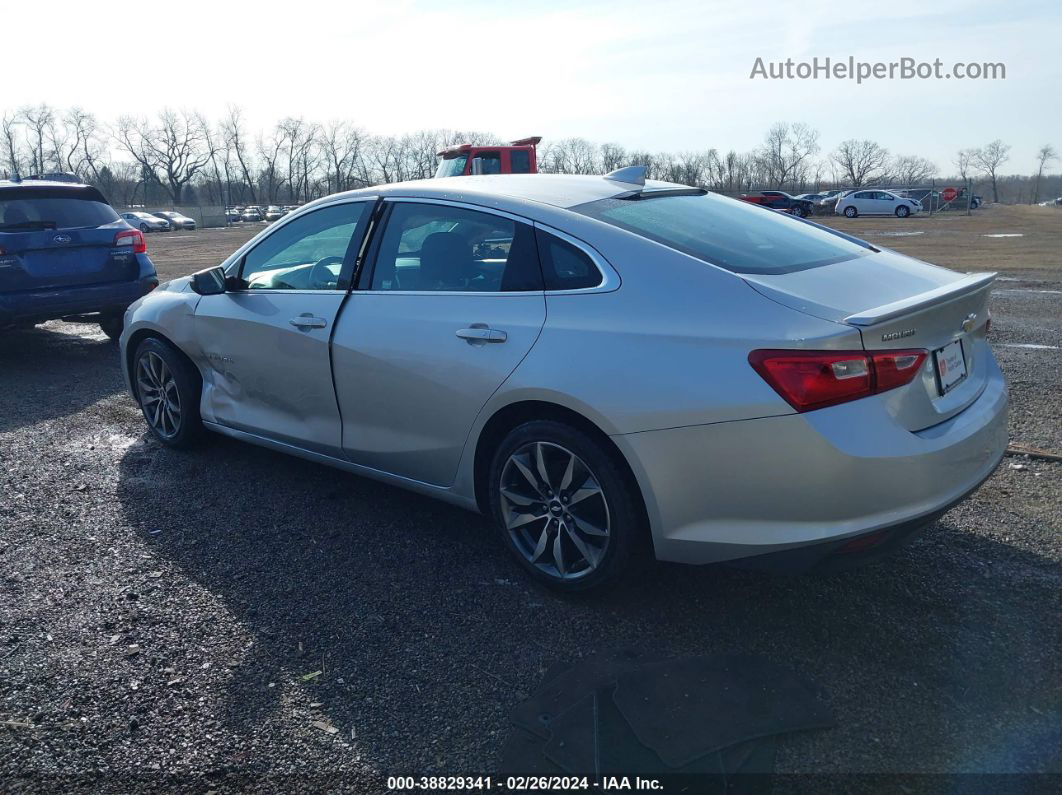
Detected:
[
  {"left": 749, "top": 349, "right": 927, "bottom": 412},
  {"left": 114, "top": 228, "right": 147, "bottom": 254}
]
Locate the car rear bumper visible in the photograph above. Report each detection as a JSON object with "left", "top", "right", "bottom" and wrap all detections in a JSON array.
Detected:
[
  {"left": 0, "top": 273, "right": 159, "bottom": 327},
  {"left": 615, "top": 356, "right": 1008, "bottom": 566}
]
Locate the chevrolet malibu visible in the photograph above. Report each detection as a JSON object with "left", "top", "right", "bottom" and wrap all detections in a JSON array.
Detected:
[{"left": 119, "top": 169, "right": 1007, "bottom": 591}]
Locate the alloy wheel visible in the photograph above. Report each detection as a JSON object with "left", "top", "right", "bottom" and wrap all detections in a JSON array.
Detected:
[
  {"left": 499, "top": 441, "right": 611, "bottom": 581},
  {"left": 136, "top": 351, "right": 182, "bottom": 439}
]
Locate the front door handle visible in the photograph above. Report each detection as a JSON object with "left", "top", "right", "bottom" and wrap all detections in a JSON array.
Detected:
[
  {"left": 289, "top": 315, "right": 327, "bottom": 329},
  {"left": 456, "top": 326, "right": 507, "bottom": 344}
]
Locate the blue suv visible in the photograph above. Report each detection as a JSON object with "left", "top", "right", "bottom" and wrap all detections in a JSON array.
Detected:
[{"left": 0, "top": 179, "right": 158, "bottom": 339}]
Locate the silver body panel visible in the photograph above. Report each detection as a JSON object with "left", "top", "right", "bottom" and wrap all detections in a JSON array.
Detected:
[{"left": 121, "top": 174, "right": 1008, "bottom": 566}]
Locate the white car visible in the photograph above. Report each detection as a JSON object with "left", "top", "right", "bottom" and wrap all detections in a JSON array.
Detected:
[
  {"left": 120, "top": 211, "right": 170, "bottom": 232},
  {"left": 836, "top": 190, "right": 921, "bottom": 218}
]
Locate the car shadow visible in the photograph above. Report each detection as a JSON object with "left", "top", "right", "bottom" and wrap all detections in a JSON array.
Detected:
[
  {"left": 115, "top": 434, "right": 1062, "bottom": 776},
  {"left": 0, "top": 322, "right": 124, "bottom": 434}
]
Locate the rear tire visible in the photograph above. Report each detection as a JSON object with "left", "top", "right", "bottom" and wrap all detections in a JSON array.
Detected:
[
  {"left": 488, "top": 420, "right": 648, "bottom": 593},
  {"left": 133, "top": 337, "right": 203, "bottom": 448},
  {"left": 99, "top": 313, "right": 124, "bottom": 340},
  {"left": 844, "top": 206, "right": 858, "bottom": 218},
  {"left": 896, "top": 205, "right": 911, "bottom": 218}
]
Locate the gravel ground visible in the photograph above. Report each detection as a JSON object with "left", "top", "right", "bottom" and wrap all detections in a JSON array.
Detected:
[{"left": 1, "top": 218, "right": 1060, "bottom": 792}]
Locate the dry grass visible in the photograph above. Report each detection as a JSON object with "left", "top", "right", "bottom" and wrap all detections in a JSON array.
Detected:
[{"left": 816, "top": 204, "right": 1062, "bottom": 279}]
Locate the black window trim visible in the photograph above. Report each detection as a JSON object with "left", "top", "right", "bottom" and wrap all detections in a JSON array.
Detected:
[{"left": 227, "top": 198, "right": 376, "bottom": 294}]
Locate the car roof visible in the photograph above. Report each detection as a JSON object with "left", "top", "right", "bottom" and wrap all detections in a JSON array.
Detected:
[
  {"left": 317, "top": 174, "right": 686, "bottom": 214},
  {"left": 0, "top": 179, "right": 93, "bottom": 191}
]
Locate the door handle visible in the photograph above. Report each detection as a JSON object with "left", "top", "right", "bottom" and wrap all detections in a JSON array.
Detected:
[
  {"left": 456, "top": 326, "right": 507, "bottom": 344},
  {"left": 289, "top": 315, "right": 327, "bottom": 329}
]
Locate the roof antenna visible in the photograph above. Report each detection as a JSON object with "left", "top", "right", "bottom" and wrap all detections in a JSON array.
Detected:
[{"left": 604, "top": 165, "right": 646, "bottom": 187}]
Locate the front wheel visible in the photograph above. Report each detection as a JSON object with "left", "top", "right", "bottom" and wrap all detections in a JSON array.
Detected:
[
  {"left": 488, "top": 420, "right": 647, "bottom": 592},
  {"left": 895, "top": 205, "right": 911, "bottom": 218},
  {"left": 139, "top": 223, "right": 149, "bottom": 233},
  {"left": 844, "top": 206, "right": 858, "bottom": 218},
  {"left": 133, "top": 337, "right": 203, "bottom": 448}
]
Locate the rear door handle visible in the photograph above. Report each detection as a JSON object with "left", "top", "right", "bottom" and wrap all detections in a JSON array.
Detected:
[
  {"left": 456, "top": 326, "right": 507, "bottom": 343},
  {"left": 289, "top": 315, "right": 327, "bottom": 329}
]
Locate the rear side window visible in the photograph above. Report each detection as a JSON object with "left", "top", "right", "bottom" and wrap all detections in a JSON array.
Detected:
[
  {"left": 370, "top": 203, "right": 542, "bottom": 292},
  {"left": 0, "top": 188, "right": 119, "bottom": 231},
  {"left": 572, "top": 192, "right": 872, "bottom": 275},
  {"left": 536, "top": 230, "right": 603, "bottom": 290}
]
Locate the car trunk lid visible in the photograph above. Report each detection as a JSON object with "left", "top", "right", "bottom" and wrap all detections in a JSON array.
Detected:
[
  {"left": 741, "top": 249, "right": 995, "bottom": 431},
  {"left": 0, "top": 221, "right": 139, "bottom": 292}
]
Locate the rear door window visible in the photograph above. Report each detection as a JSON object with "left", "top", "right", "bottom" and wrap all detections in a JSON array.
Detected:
[
  {"left": 369, "top": 202, "right": 542, "bottom": 292},
  {"left": 0, "top": 188, "right": 119, "bottom": 231}
]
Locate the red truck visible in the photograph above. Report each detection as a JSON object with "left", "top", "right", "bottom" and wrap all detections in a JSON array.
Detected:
[{"left": 435, "top": 136, "right": 542, "bottom": 177}]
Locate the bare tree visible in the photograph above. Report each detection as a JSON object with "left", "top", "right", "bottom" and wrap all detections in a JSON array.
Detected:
[
  {"left": 1, "top": 111, "right": 24, "bottom": 179},
  {"left": 891, "top": 154, "right": 937, "bottom": 186},
  {"left": 256, "top": 128, "right": 286, "bottom": 203},
  {"left": 319, "top": 120, "right": 365, "bottom": 192},
  {"left": 1032, "top": 144, "right": 1056, "bottom": 204},
  {"left": 830, "top": 139, "right": 889, "bottom": 187},
  {"left": 540, "top": 138, "right": 599, "bottom": 174},
  {"left": 973, "top": 139, "right": 1011, "bottom": 203},
  {"left": 115, "top": 110, "right": 214, "bottom": 204},
  {"left": 953, "top": 148, "right": 976, "bottom": 182},
  {"left": 599, "top": 142, "right": 627, "bottom": 172},
  {"left": 19, "top": 103, "right": 55, "bottom": 175},
  {"left": 757, "top": 122, "right": 819, "bottom": 188},
  {"left": 222, "top": 106, "right": 257, "bottom": 203}
]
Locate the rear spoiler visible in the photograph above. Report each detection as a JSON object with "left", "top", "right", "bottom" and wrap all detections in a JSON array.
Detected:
[{"left": 844, "top": 272, "right": 996, "bottom": 326}]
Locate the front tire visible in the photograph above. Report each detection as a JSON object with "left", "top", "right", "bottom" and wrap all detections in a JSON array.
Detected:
[
  {"left": 844, "top": 206, "right": 858, "bottom": 218},
  {"left": 896, "top": 205, "right": 911, "bottom": 218},
  {"left": 488, "top": 420, "right": 646, "bottom": 592},
  {"left": 133, "top": 337, "right": 203, "bottom": 448},
  {"left": 139, "top": 223, "right": 149, "bottom": 233}
]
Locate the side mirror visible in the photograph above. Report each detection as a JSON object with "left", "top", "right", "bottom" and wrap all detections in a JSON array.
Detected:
[{"left": 190, "top": 266, "right": 227, "bottom": 296}]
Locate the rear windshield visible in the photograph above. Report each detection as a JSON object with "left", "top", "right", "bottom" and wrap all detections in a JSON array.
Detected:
[
  {"left": 0, "top": 188, "right": 119, "bottom": 231},
  {"left": 572, "top": 192, "right": 872, "bottom": 275}
]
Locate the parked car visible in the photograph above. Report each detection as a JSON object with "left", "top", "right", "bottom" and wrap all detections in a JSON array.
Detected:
[
  {"left": 1, "top": 179, "right": 158, "bottom": 338},
  {"left": 264, "top": 205, "right": 284, "bottom": 221},
  {"left": 241, "top": 207, "right": 263, "bottom": 222},
  {"left": 225, "top": 208, "right": 242, "bottom": 223},
  {"left": 835, "top": 190, "right": 922, "bottom": 218},
  {"left": 120, "top": 170, "right": 1006, "bottom": 592},
  {"left": 739, "top": 191, "right": 815, "bottom": 217},
  {"left": 121, "top": 211, "right": 170, "bottom": 232},
  {"left": 153, "top": 210, "right": 197, "bottom": 230}
]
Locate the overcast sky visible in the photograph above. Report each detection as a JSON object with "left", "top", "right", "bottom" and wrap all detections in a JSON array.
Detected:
[{"left": 5, "top": 0, "right": 1060, "bottom": 172}]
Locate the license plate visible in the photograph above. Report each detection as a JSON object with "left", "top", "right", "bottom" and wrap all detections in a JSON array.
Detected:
[{"left": 934, "top": 339, "right": 967, "bottom": 395}]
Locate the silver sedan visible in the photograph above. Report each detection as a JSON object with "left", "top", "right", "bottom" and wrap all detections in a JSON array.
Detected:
[{"left": 119, "top": 169, "right": 1008, "bottom": 591}]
